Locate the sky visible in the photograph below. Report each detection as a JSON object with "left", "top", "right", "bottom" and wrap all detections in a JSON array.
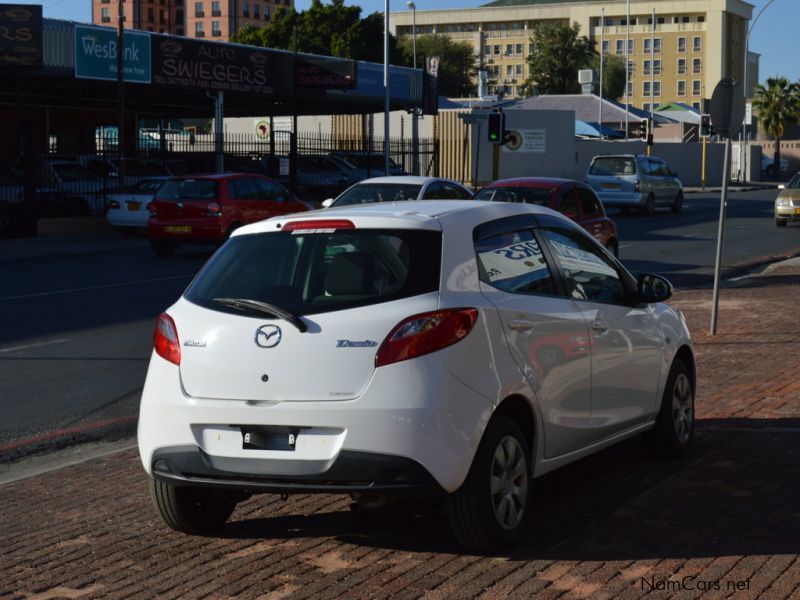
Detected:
[{"left": 17, "top": 0, "right": 798, "bottom": 83}]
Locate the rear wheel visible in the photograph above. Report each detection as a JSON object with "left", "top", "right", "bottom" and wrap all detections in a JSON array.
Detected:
[
  {"left": 777, "top": 219, "right": 788, "bottom": 227},
  {"left": 447, "top": 416, "right": 531, "bottom": 550},
  {"left": 642, "top": 194, "right": 655, "bottom": 216},
  {"left": 671, "top": 191, "right": 684, "bottom": 213},
  {"left": 150, "top": 239, "right": 177, "bottom": 257},
  {"left": 643, "top": 359, "right": 694, "bottom": 458},
  {"left": 151, "top": 479, "right": 238, "bottom": 534}
]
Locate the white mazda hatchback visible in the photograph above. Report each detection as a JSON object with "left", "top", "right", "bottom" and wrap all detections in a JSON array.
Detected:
[{"left": 139, "top": 200, "right": 695, "bottom": 550}]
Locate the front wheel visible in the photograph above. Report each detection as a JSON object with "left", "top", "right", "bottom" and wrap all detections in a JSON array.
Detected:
[
  {"left": 643, "top": 359, "right": 694, "bottom": 458},
  {"left": 446, "top": 416, "right": 531, "bottom": 550},
  {"left": 671, "top": 191, "right": 684, "bottom": 213},
  {"left": 776, "top": 219, "right": 788, "bottom": 227},
  {"left": 642, "top": 194, "right": 655, "bottom": 216},
  {"left": 151, "top": 479, "right": 238, "bottom": 534}
]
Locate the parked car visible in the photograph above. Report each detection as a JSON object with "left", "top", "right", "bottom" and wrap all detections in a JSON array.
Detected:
[
  {"left": 323, "top": 176, "right": 473, "bottom": 208},
  {"left": 139, "top": 200, "right": 695, "bottom": 550},
  {"left": 37, "top": 159, "right": 107, "bottom": 214},
  {"left": 147, "top": 173, "right": 310, "bottom": 256},
  {"left": 474, "top": 177, "right": 620, "bottom": 256},
  {"left": 762, "top": 154, "right": 789, "bottom": 179},
  {"left": 106, "top": 176, "right": 169, "bottom": 230},
  {"left": 585, "top": 154, "right": 683, "bottom": 215},
  {"left": 262, "top": 155, "right": 350, "bottom": 204},
  {"left": 78, "top": 155, "right": 153, "bottom": 188},
  {"left": 774, "top": 172, "right": 800, "bottom": 226},
  {"left": 329, "top": 151, "right": 407, "bottom": 181},
  {"left": 0, "top": 167, "right": 76, "bottom": 217}
]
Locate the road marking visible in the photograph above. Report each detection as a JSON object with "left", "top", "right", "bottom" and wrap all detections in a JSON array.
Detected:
[
  {"left": 0, "top": 274, "right": 195, "bottom": 301},
  {"left": 0, "top": 338, "right": 69, "bottom": 353}
]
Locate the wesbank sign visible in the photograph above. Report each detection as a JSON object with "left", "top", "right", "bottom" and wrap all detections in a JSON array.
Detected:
[{"left": 75, "top": 25, "right": 151, "bottom": 84}]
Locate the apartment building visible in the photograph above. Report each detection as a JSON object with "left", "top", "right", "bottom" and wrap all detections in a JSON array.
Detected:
[
  {"left": 391, "top": 0, "right": 757, "bottom": 111},
  {"left": 92, "top": 0, "right": 293, "bottom": 41}
]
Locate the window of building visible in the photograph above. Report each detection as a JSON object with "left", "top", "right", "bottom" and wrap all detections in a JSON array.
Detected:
[
  {"left": 643, "top": 102, "right": 651, "bottom": 112},
  {"left": 605, "top": 18, "right": 614, "bottom": 26},
  {"left": 515, "top": 63, "right": 523, "bottom": 76},
  {"left": 692, "top": 101, "right": 702, "bottom": 110},
  {"left": 682, "top": 16, "right": 690, "bottom": 23},
  {"left": 657, "top": 17, "right": 665, "bottom": 24},
  {"left": 494, "top": 44, "right": 501, "bottom": 55},
  {"left": 697, "top": 15, "right": 705, "bottom": 23},
  {"left": 211, "top": 1, "right": 220, "bottom": 16},
  {"left": 653, "top": 81, "right": 661, "bottom": 97},
  {"left": 515, "top": 43, "right": 523, "bottom": 55},
  {"left": 101, "top": 7, "right": 110, "bottom": 22},
  {"left": 484, "top": 45, "right": 491, "bottom": 56},
  {"left": 654, "top": 102, "right": 661, "bottom": 109},
  {"left": 147, "top": 7, "right": 154, "bottom": 21},
  {"left": 677, "top": 80, "right": 686, "bottom": 97},
  {"left": 653, "top": 59, "right": 661, "bottom": 74},
  {"left": 602, "top": 40, "right": 609, "bottom": 54},
  {"left": 505, "top": 44, "right": 513, "bottom": 55},
  {"left": 643, "top": 81, "right": 651, "bottom": 97},
  {"left": 212, "top": 20, "right": 221, "bottom": 36},
  {"left": 678, "top": 58, "right": 687, "bottom": 75},
  {"left": 506, "top": 64, "right": 513, "bottom": 76},
  {"left": 678, "top": 36, "right": 686, "bottom": 53},
  {"left": 264, "top": 5, "right": 269, "bottom": 19},
  {"left": 628, "top": 60, "right": 634, "bottom": 75},
  {"left": 628, "top": 39, "right": 634, "bottom": 55},
  {"left": 616, "top": 39, "right": 624, "bottom": 55},
  {"left": 627, "top": 81, "right": 633, "bottom": 97},
  {"left": 195, "top": 21, "right": 204, "bottom": 36},
  {"left": 176, "top": 9, "right": 183, "bottom": 21},
  {"left": 693, "top": 36, "right": 702, "bottom": 52},
  {"left": 643, "top": 60, "right": 651, "bottom": 75},
  {"left": 692, "top": 80, "right": 701, "bottom": 96},
  {"left": 693, "top": 58, "right": 702, "bottom": 74},
  {"left": 644, "top": 38, "right": 651, "bottom": 53},
  {"left": 254, "top": 4, "right": 259, "bottom": 18},
  {"left": 194, "top": 2, "right": 203, "bottom": 17},
  {"left": 528, "top": 43, "right": 536, "bottom": 54}
]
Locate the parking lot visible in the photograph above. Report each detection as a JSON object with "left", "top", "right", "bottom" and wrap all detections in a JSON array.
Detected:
[{"left": 2, "top": 213, "right": 800, "bottom": 598}]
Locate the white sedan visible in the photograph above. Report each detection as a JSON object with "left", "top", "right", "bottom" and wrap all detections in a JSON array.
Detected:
[
  {"left": 139, "top": 201, "right": 695, "bottom": 550},
  {"left": 106, "top": 177, "right": 169, "bottom": 229},
  {"left": 321, "top": 176, "right": 473, "bottom": 208}
]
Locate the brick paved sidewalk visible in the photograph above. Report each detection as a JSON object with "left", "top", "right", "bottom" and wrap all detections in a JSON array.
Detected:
[{"left": 2, "top": 268, "right": 800, "bottom": 599}]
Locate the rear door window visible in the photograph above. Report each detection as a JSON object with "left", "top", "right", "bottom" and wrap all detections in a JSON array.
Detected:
[{"left": 185, "top": 229, "right": 442, "bottom": 316}]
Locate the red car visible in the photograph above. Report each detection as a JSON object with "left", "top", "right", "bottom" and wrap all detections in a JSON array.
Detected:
[
  {"left": 474, "top": 177, "right": 620, "bottom": 257},
  {"left": 148, "top": 173, "right": 309, "bottom": 256}
]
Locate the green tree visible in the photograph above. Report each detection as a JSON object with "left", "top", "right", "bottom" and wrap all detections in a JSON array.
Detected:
[
  {"left": 752, "top": 76, "right": 800, "bottom": 178},
  {"left": 231, "top": 0, "right": 397, "bottom": 63},
  {"left": 522, "top": 22, "right": 595, "bottom": 95},
  {"left": 592, "top": 54, "right": 626, "bottom": 101},
  {"left": 397, "top": 34, "right": 476, "bottom": 97}
]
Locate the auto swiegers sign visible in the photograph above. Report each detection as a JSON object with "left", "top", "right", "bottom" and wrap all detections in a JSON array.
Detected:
[{"left": 0, "top": 3, "right": 43, "bottom": 68}]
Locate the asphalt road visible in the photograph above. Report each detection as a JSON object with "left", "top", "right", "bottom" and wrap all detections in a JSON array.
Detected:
[{"left": 1, "top": 188, "right": 797, "bottom": 462}]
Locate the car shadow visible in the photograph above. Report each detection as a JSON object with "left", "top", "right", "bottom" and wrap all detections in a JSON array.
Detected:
[{"left": 214, "top": 417, "right": 800, "bottom": 559}]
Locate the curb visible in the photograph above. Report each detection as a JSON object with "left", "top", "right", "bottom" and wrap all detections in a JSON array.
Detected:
[{"left": 683, "top": 184, "right": 776, "bottom": 194}]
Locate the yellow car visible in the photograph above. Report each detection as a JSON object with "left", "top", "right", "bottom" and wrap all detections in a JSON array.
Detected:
[{"left": 775, "top": 173, "right": 800, "bottom": 227}]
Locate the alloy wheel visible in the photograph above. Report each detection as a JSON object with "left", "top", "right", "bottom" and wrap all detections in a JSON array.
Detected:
[
  {"left": 490, "top": 435, "right": 528, "bottom": 531},
  {"left": 672, "top": 373, "right": 693, "bottom": 444}
]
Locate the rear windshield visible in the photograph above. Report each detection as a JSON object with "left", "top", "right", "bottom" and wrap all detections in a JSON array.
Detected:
[
  {"left": 156, "top": 179, "right": 218, "bottom": 201},
  {"left": 589, "top": 157, "right": 637, "bottom": 177},
  {"left": 337, "top": 155, "right": 399, "bottom": 170},
  {"left": 474, "top": 187, "right": 552, "bottom": 205},
  {"left": 332, "top": 183, "right": 422, "bottom": 206},
  {"left": 185, "top": 228, "right": 442, "bottom": 316}
]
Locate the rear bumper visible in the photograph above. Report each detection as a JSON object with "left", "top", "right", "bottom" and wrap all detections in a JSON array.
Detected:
[
  {"left": 148, "top": 218, "right": 226, "bottom": 242},
  {"left": 151, "top": 445, "right": 445, "bottom": 495},
  {"left": 596, "top": 191, "right": 647, "bottom": 207},
  {"left": 106, "top": 209, "right": 148, "bottom": 228}
]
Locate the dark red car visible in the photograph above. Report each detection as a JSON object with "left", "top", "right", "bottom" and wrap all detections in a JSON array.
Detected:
[
  {"left": 474, "top": 177, "right": 620, "bottom": 257},
  {"left": 148, "top": 173, "right": 310, "bottom": 256}
]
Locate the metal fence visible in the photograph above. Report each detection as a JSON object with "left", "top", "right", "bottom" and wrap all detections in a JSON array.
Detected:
[{"left": 0, "top": 131, "right": 439, "bottom": 232}]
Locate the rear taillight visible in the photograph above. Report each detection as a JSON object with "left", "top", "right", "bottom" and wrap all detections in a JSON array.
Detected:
[
  {"left": 282, "top": 219, "right": 355, "bottom": 233},
  {"left": 634, "top": 180, "right": 641, "bottom": 192},
  {"left": 154, "top": 313, "right": 181, "bottom": 365},
  {"left": 148, "top": 202, "right": 157, "bottom": 216},
  {"left": 207, "top": 201, "right": 221, "bottom": 216},
  {"left": 109, "top": 200, "right": 120, "bottom": 209},
  {"left": 375, "top": 308, "right": 478, "bottom": 368}
]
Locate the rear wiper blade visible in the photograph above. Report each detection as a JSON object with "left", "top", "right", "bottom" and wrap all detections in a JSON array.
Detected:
[{"left": 213, "top": 297, "right": 307, "bottom": 333}]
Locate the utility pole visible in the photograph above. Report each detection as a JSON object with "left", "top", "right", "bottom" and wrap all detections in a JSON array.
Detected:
[
  {"left": 383, "top": 0, "right": 391, "bottom": 176},
  {"left": 599, "top": 7, "right": 604, "bottom": 138},
  {"left": 117, "top": 0, "right": 126, "bottom": 181},
  {"left": 624, "top": 0, "right": 630, "bottom": 140}
]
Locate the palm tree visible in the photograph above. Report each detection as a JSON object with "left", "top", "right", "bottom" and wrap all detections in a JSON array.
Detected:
[{"left": 752, "top": 77, "right": 800, "bottom": 179}]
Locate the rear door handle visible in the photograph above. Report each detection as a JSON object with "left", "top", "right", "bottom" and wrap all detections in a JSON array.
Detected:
[
  {"left": 508, "top": 319, "right": 533, "bottom": 332},
  {"left": 591, "top": 321, "right": 609, "bottom": 332}
]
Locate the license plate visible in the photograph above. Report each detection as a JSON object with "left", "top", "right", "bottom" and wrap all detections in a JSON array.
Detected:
[
  {"left": 602, "top": 183, "right": 622, "bottom": 190},
  {"left": 164, "top": 225, "right": 191, "bottom": 234},
  {"left": 241, "top": 426, "right": 300, "bottom": 451},
  {"left": 127, "top": 201, "right": 140, "bottom": 211}
]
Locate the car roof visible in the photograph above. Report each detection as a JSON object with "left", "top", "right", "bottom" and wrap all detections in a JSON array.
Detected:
[
  {"left": 235, "top": 200, "right": 567, "bottom": 237},
  {"left": 354, "top": 176, "right": 463, "bottom": 186},
  {"left": 484, "top": 177, "right": 576, "bottom": 190}
]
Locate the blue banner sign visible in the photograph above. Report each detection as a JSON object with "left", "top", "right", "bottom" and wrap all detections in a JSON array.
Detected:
[{"left": 75, "top": 25, "right": 151, "bottom": 84}]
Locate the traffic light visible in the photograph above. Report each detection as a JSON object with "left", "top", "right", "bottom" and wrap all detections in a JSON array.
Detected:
[
  {"left": 488, "top": 111, "right": 504, "bottom": 143},
  {"left": 700, "top": 114, "right": 711, "bottom": 138}
]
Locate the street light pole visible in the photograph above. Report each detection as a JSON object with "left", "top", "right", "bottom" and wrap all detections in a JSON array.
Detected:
[
  {"left": 407, "top": 0, "right": 419, "bottom": 175},
  {"left": 407, "top": 0, "right": 416, "bottom": 69},
  {"left": 117, "top": 0, "right": 125, "bottom": 179},
  {"left": 599, "top": 7, "right": 604, "bottom": 138},
  {"left": 384, "top": 0, "right": 390, "bottom": 176},
  {"left": 624, "top": 0, "right": 630, "bottom": 140},
  {"left": 742, "top": 0, "right": 777, "bottom": 182}
]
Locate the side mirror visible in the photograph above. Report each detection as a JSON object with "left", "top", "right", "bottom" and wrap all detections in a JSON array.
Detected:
[
  {"left": 778, "top": 184, "right": 786, "bottom": 190},
  {"left": 636, "top": 273, "right": 673, "bottom": 304},
  {"left": 321, "top": 198, "right": 334, "bottom": 208}
]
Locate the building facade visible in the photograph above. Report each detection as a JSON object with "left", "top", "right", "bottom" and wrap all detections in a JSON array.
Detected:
[
  {"left": 391, "top": 0, "right": 756, "bottom": 111},
  {"left": 92, "top": 0, "right": 292, "bottom": 41}
]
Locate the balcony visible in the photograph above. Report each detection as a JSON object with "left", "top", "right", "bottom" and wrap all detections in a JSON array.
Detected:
[
  {"left": 212, "top": 30, "right": 221, "bottom": 37},
  {"left": 596, "top": 22, "right": 706, "bottom": 36},
  {"left": 212, "top": 10, "right": 221, "bottom": 16},
  {"left": 196, "top": 31, "right": 205, "bottom": 37},
  {"left": 195, "top": 11, "right": 204, "bottom": 17}
]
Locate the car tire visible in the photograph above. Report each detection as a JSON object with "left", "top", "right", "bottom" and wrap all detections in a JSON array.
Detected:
[
  {"left": 643, "top": 359, "right": 694, "bottom": 458},
  {"left": 642, "top": 194, "right": 655, "bottom": 216},
  {"left": 777, "top": 219, "right": 788, "bottom": 227},
  {"left": 151, "top": 478, "right": 237, "bottom": 534},
  {"left": 446, "top": 415, "right": 531, "bottom": 550},
  {"left": 605, "top": 238, "right": 619, "bottom": 258},
  {"left": 671, "top": 192, "right": 684, "bottom": 213},
  {"left": 150, "top": 240, "right": 177, "bottom": 257}
]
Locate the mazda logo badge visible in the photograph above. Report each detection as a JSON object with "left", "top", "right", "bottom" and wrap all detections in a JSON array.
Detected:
[{"left": 255, "top": 324, "right": 282, "bottom": 348}]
